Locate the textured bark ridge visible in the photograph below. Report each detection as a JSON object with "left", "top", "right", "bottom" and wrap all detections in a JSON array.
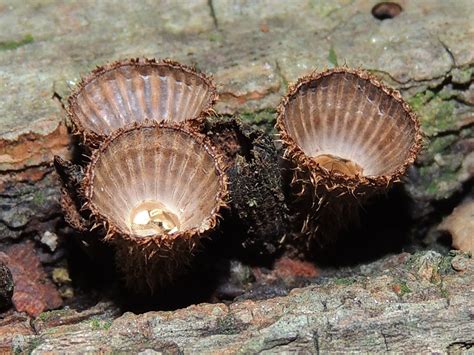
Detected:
[
  {"left": 202, "top": 117, "right": 289, "bottom": 255},
  {"left": 8, "top": 252, "right": 473, "bottom": 353}
]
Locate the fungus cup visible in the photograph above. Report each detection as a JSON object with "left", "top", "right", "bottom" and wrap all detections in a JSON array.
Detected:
[
  {"left": 77, "top": 122, "right": 228, "bottom": 291},
  {"left": 57, "top": 58, "right": 228, "bottom": 292},
  {"left": 67, "top": 58, "right": 217, "bottom": 146},
  {"left": 276, "top": 68, "right": 422, "bottom": 247}
]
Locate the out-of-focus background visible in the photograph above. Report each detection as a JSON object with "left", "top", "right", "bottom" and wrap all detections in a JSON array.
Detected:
[{"left": 0, "top": 1, "right": 472, "bottom": 352}]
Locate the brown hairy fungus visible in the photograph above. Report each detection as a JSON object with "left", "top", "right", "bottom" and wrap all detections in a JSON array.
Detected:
[
  {"left": 67, "top": 58, "right": 217, "bottom": 146},
  {"left": 55, "top": 58, "right": 235, "bottom": 292},
  {"left": 79, "top": 122, "right": 228, "bottom": 291},
  {"left": 276, "top": 67, "right": 422, "bottom": 246}
]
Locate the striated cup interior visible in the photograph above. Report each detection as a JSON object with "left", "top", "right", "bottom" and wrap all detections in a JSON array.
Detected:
[
  {"left": 282, "top": 71, "right": 418, "bottom": 177},
  {"left": 69, "top": 60, "right": 215, "bottom": 138},
  {"left": 87, "top": 126, "right": 223, "bottom": 237}
]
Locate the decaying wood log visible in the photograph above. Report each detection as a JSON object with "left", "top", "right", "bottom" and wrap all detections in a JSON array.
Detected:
[{"left": 6, "top": 251, "right": 473, "bottom": 353}]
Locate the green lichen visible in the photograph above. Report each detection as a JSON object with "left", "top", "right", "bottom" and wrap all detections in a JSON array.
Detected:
[
  {"left": 0, "top": 34, "right": 34, "bottom": 51},
  {"left": 89, "top": 318, "right": 112, "bottom": 330},
  {"left": 328, "top": 47, "right": 338, "bottom": 67},
  {"left": 450, "top": 66, "right": 474, "bottom": 84},
  {"left": 26, "top": 337, "right": 44, "bottom": 354},
  {"left": 439, "top": 285, "right": 449, "bottom": 300},
  {"left": 399, "top": 282, "right": 411, "bottom": 295},
  {"left": 430, "top": 135, "right": 457, "bottom": 153},
  {"left": 394, "top": 281, "right": 411, "bottom": 296},
  {"left": 208, "top": 32, "right": 223, "bottom": 42},
  {"left": 408, "top": 89, "right": 470, "bottom": 199},
  {"left": 238, "top": 109, "right": 276, "bottom": 134},
  {"left": 308, "top": 0, "right": 352, "bottom": 17},
  {"left": 90, "top": 318, "right": 101, "bottom": 329},
  {"left": 408, "top": 91, "right": 434, "bottom": 112},
  {"left": 38, "top": 309, "right": 72, "bottom": 322},
  {"left": 408, "top": 91, "right": 456, "bottom": 137},
  {"left": 437, "top": 253, "right": 456, "bottom": 276},
  {"left": 424, "top": 135, "right": 457, "bottom": 159},
  {"left": 32, "top": 190, "right": 46, "bottom": 206},
  {"left": 239, "top": 109, "right": 275, "bottom": 125},
  {"left": 415, "top": 135, "right": 460, "bottom": 193},
  {"left": 418, "top": 165, "right": 461, "bottom": 200}
]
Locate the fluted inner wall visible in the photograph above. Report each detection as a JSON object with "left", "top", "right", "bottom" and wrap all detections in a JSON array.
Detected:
[
  {"left": 72, "top": 64, "right": 213, "bottom": 136},
  {"left": 283, "top": 72, "right": 417, "bottom": 176},
  {"left": 90, "top": 127, "right": 222, "bottom": 235}
]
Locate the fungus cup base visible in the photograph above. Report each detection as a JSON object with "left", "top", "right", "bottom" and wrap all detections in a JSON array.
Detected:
[
  {"left": 129, "top": 200, "right": 181, "bottom": 237},
  {"left": 276, "top": 67, "right": 422, "bottom": 246},
  {"left": 78, "top": 121, "right": 228, "bottom": 292},
  {"left": 313, "top": 154, "right": 364, "bottom": 177}
]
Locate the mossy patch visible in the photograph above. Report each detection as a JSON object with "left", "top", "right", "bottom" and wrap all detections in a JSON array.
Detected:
[
  {"left": 328, "top": 47, "right": 338, "bottom": 67},
  {"left": 407, "top": 86, "right": 472, "bottom": 200},
  {"left": 308, "top": 0, "right": 350, "bottom": 17},
  {"left": 32, "top": 190, "right": 46, "bottom": 206},
  {"left": 423, "top": 135, "right": 457, "bottom": 160},
  {"left": 418, "top": 166, "right": 461, "bottom": 200},
  {"left": 237, "top": 109, "right": 276, "bottom": 134},
  {"left": 38, "top": 309, "right": 72, "bottom": 322},
  {"left": 392, "top": 280, "right": 411, "bottom": 296},
  {"left": 437, "top": 252, "right": 457, "bottom": 276},
  {"left": 450, "top": 66, "right": 474, "bottom": 84},
  {"left": 0, "top": 34, "right": 34, "bottom": 51},
  {"left": 238, "top": 109, "right": 276, "bottom": 125},
  {"left": 438, "top": 282, "right": 450, "bottom": 301},
  {"left": 408, "top": 91, "right": 456, "bottom": 137},
  {"left": 89, "top": 318, "right": 112, "bottom": 331},
  {"left": 25, "top": 337, "right": 44, "bottom": 354},
  {"left": 208, "top": 32, "right": 223, "bottom": 42}
]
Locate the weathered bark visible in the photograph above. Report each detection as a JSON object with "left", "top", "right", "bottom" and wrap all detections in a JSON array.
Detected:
[
  {"left": 4, "top": 252, "right": 473, "bottom": 353},
  {"left": 0, "top": 1, "right": 473, "bottom": 353}
]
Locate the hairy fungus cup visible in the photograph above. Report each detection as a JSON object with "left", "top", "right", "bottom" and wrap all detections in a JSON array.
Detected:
[
  {"left": 67, "top": 58, "right": 217, "bottom": 145},
  {"left": 79, "top": 122, "right": 228, "bottom": 291},
  {"left": 56, "top": 58, "right": 229, "bottom": 291},
  {"left": 276, "top": 68, "right": 422, "bottom": 245}
]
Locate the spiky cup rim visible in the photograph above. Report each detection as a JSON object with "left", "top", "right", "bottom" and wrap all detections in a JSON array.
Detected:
[
  {"left": 67, "top": 57, "right": 218, "bottom": 147},
  {"left": 276, "top": 67, "right": 423, "bottom": 192},
  {"left": 82, "top": 119, "right": 229, "bottom": 245}
]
